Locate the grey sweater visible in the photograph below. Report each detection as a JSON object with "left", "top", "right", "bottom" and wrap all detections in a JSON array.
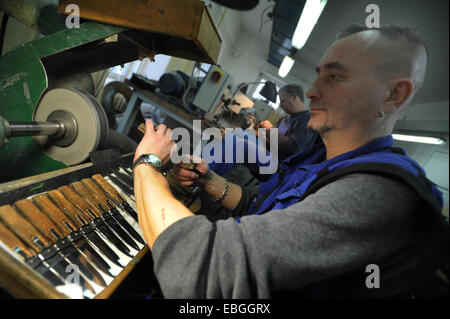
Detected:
[{"left": 152, "top": 174, "right": 423, "bottom": 298}]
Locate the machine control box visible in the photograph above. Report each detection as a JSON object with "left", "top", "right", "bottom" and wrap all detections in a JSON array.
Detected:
[{"left": 191, "top": 66, "right": 233, "bottom": 115}]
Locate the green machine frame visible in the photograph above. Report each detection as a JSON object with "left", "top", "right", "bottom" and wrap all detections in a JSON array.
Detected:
[
  {"left": 0, "top": 22, "right": 126, "bottom": 182},
  {"left": 0, "top": 1, "right": 221, "bottom": 183}
]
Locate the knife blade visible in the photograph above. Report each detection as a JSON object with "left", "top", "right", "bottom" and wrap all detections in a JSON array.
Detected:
[
  {"left": 25, "top": 254, "right": 67, "bottom": 287},
  {"left": 71, "top": 181, "right": 139, "bottom": 254},
  {"left": 92, "top": 174, "right": 139, "bottom": 222},
  {"left": 0, "top": 221, "right": 65, "bottom": 287},
  {"left": 32, "top": 194, "right": 115, "bottom": 283},
  {"left": 38, "top": 243, "right": 96, "bottom": 298},
  {"left": 14, "top": 199, "right": 107, "bottom": 293},
  {"left": 53, "top": 238, "right": 105, "bottom": 293},
  {"left": 50, "top": 188, "right": 124, "bottom": 268},
  {"left": 119, "top": 166, "right": 133, "bottom": 178},
  {"left": 0, "top": 205, "right": 96, "bottom": 298},
  {"left": 78, "top": 224, "right": 124, "bottom": 273},
  {"left": 81, "top": 178, "right": 145, "bottom": 246},
  {"left": 108, "top": 173, "right": 135, "bottom": 199},
  {"left": 111, "top": 167, "right": 134, "bottom": 189},
  {"left": 59, "top": 185, "right": 134, "bottom": 261},
  {"left": 47, "top": 189, "right": 123, "bottom": 274}
]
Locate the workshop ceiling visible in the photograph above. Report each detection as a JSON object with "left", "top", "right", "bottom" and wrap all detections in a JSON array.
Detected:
[
  {"left": 238, "top": 0, "right": 449, "bottom": 132},
  {"left": 266, "top": 0, "right": 305, "bottom": 68}
]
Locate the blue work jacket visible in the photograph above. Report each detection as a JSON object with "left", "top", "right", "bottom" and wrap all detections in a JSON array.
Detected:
[{"left": 242, "top": 135, "right": 443, "bottom": 219}]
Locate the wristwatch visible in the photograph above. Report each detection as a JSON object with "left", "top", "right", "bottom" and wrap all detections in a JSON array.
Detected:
[{"left": 132, "top": 153, "right": 165, "bottom": 175}]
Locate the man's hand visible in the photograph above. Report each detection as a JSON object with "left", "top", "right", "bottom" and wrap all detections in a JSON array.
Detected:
[
  {"left": 173, "top": 156, "right": 210, "bottom": 187},
  {"left": 258, "top": 120, "right": 274, "bottom": 129},
  {"left": 133, "top": 123, "right": 193, "bottom": 249},
  {"left": 134, "top": 119, "right": 175, "bottom": 164},
  {"left": 255, "top": 120, "right": 274, "bottom": 142}
]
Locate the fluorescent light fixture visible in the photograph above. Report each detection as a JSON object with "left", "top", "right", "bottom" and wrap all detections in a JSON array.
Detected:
[
  {"left": 392, "top": 134, "right": 446, "bottom": 145},
  {"left": 278, "top": 56, "right": 295, "bottom": 78},
  {"left": 292, "top": 0, "right": 328, "bottom": 50}
]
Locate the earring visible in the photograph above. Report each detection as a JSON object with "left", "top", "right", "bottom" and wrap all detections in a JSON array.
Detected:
[{"left": 377, "top": 110, "right": 385, "bottom": 118}]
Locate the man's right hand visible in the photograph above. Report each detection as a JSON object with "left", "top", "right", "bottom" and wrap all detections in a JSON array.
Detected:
[
  {"left": 173, "top": 156, "right": 210, "bottom": 187},
  {"left": 258, "top": 120, "right": 274, "bottom": 129}
]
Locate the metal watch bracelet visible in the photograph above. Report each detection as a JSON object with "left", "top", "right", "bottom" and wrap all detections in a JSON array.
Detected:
[
  {"left": 132, "top": 161, "right": 167, "bottom": 176},
  {"left": 212, "top": 179, "right": 229, "bottom": 203}
]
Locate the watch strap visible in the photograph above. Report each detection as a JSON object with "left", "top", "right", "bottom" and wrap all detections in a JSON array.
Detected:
[{"left": 132, "top": 154, "right": 164, "bottom": 174}]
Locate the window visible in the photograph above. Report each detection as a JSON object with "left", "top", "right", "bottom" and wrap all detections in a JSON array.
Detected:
[
  {"left": 104, "top": 54, "right": 171, "bottom": 85},
  {"left": 192, "top": 63, "right": 212, "bottom": 78}
]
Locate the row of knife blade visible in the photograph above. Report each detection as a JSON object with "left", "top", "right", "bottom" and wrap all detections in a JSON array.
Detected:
[{"left": 0, "top": 167, "right": 146, "bottom": 299}]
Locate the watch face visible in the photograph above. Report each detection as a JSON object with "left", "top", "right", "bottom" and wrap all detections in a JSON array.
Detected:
[{"left": 145, "top": 154, "right": 162, "bottom": 168}]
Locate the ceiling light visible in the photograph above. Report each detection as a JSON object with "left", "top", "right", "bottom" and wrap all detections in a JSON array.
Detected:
[
  {"left": 292, "top": 0, "right": 328, "bottom": 50},
  {"left": 392, "top": 134, "right": 446, "bottom": 145},
  {"left": 278, "top": 56, "right": 295, "bottom": 78}
]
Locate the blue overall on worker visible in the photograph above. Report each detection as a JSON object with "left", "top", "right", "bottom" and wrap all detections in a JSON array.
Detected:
[{"left": 244, "top": 135, "right": 443, "bottom": 218}]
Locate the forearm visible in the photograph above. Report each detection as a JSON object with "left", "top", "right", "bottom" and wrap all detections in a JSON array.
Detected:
[
  {"left": 202, "top": 169, "right": 242, "bottom": 212},
  {"left": 134, "top": 164, "right": 194, "bottom": 249}
]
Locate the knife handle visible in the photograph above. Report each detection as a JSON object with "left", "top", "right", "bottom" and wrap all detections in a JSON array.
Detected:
[
  {"left": 47, "top": 189, "right": 90, "bottom": 226},
  {"left": 59, "top": 185, "right": 100, "bottom": 219},
  {"left": 0, "top": 221, "right": 35, "bottom": 259},
  {"left": 81, "top": 178, "right": 114, "bottom": 209},
  {"left": 32, "top": 194, "right": 80, "bottom": 236},
  {"left": 0, "top": 205, "right": 51, "bottom": 252},
  {"left": 92, "top": 174, "right": 125, "bottom": 204},
  {"left": 14, "top": 199, "right": 64, "bottom": 243},
  {"left": 71, "top": 181, "right": 106, "bottom": 215}
]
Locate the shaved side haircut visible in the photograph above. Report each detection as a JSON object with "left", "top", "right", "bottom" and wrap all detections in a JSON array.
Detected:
[{"left": 336, "top": 24, "right": 428, "bottom": 99}]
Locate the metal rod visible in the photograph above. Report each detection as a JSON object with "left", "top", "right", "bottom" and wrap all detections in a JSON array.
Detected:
[{"left": 8, "top": 121, "right": 62, "bottom": 137}]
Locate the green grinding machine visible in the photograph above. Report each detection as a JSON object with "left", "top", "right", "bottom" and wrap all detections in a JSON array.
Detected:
[{"left": 0, "top": 0, "right": 220, "bottom": 183}]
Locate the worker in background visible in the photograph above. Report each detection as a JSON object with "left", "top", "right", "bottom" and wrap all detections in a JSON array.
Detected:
[
  {"left": 257, "top": 84, "right": 319, "bottom": 162},
  {"left": 208, "top": 84, "right": 319, "bottom": 178},
  {"left": 132, "top": 24, "right": 448, "bottom": 298}
]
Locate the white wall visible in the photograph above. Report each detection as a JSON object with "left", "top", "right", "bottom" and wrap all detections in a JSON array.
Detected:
[
  {"left": 218, "top": 30, "right": 310, "bottom": 98},
  {"left": 395, "top": 100, "right": 449, "bottom": 133},
  {"left": 393, "top": 98, "right": 449, "bottom": 211},
  {"left": 394, "top": 136, "right": 449, "bottom": 212}
]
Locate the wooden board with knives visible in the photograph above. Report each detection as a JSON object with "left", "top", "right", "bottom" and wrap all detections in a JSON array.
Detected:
[{"left": 0, "top": 154, "right": 197, "bottom": 298}]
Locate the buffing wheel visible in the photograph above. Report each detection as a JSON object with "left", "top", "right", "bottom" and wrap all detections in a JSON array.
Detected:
[{"left": 33, "top": 88, "right": 109, "bottom": 165}]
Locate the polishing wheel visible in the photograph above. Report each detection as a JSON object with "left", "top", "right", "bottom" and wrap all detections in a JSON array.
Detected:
[{"left": 33, "top": 88, "right": 109, "bottom": 166}]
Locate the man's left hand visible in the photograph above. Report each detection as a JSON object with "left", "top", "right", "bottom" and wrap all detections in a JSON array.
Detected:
[{"left": 134, "top": 119, "right": 175, "bottom": 164}]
